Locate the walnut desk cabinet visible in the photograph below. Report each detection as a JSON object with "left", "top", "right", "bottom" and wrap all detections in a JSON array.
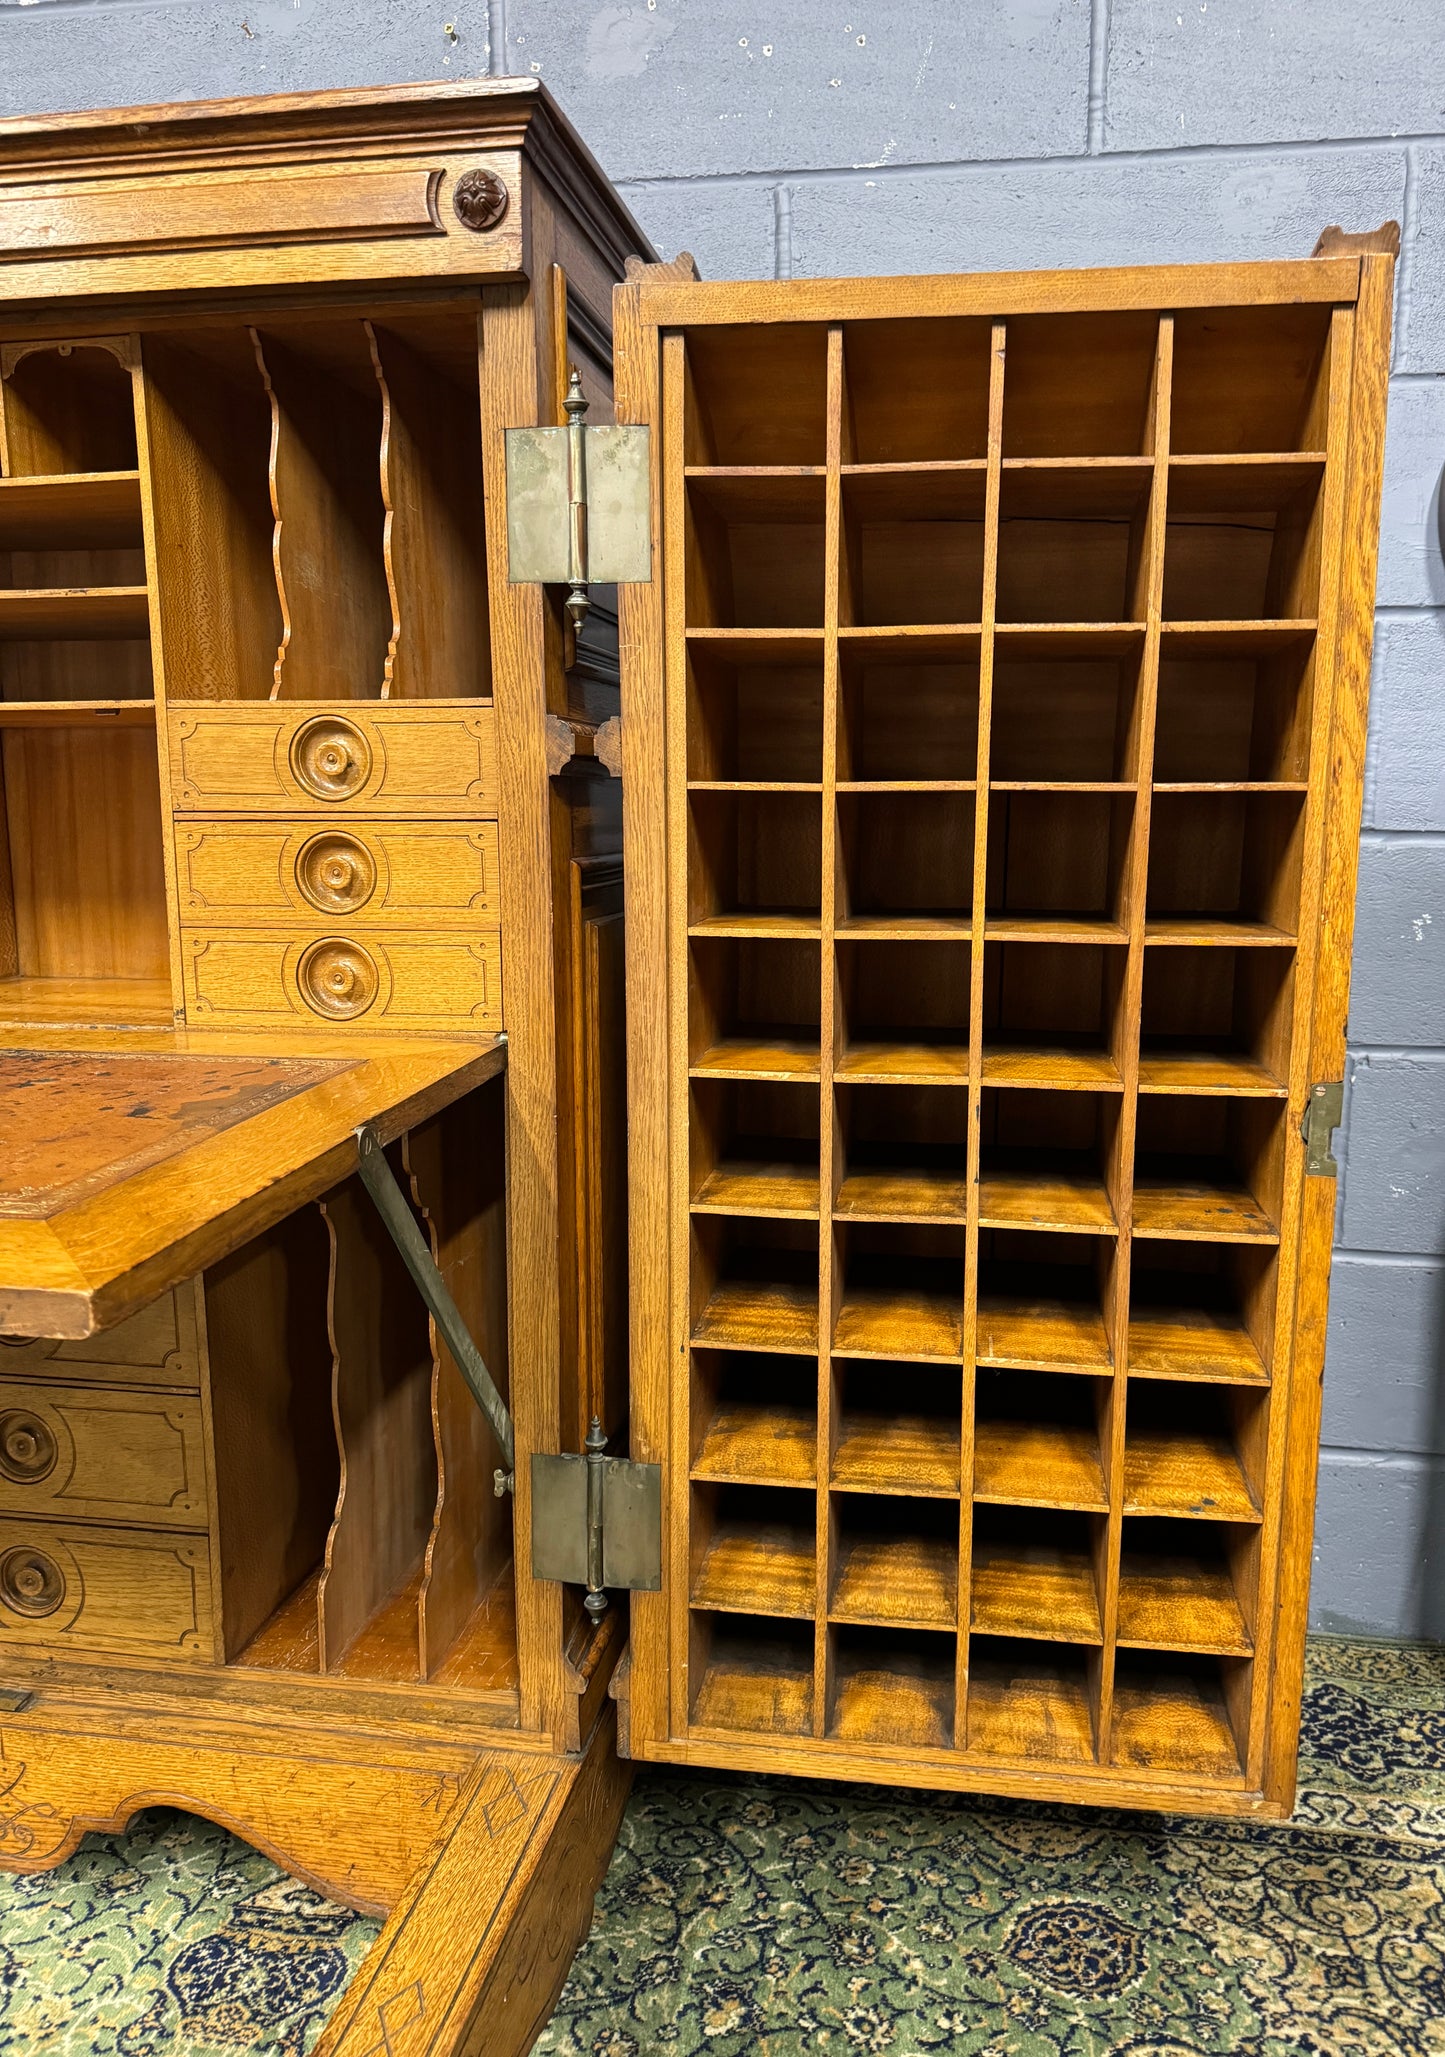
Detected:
[
  {"left": 614, "top": 237, "right": 1395, "bottom": 1816},
  {"left": 0, "top": 80, "right": 644, "bottom": 2057}
]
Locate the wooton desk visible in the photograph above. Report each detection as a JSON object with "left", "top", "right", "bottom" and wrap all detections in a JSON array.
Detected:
[{"left": 0, "top": 79, "right": 644, "bottom": 2057}]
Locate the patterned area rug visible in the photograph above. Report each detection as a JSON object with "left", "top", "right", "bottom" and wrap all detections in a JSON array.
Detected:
[
  {"left": 541, "top": 1636, "right": 1445, "bottom": 2055},
  {"left": 2, "top": 1637, "right": 1442, "bottom": 2055}
]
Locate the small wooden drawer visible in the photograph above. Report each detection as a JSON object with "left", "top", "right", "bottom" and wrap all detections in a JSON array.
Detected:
[
  {"left": 0, "top": 1517, "right": 216, "bottom": 1663},
  {"left": 181, "top": 928, "right": 503, "bottom": 1032},
  {"left": 0, "top": 1381, "right": 208, "bottom": 1529},
  {"left": 0, "top": 1284, "right": 202, "bottom": 1391},
  {"left": 175, "top": 819, "right": 500, "bottom": 927},
  {"left": 169, "top": 704, "right": 496, "bottom": 816}
]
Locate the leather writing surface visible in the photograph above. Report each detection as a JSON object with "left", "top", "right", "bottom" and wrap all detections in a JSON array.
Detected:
[{"left": 0, "top": 1049, "right": 351, "bottom": 1218}]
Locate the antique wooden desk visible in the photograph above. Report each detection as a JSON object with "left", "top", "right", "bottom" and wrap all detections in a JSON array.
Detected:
[{"left": 0, "top": 80, "right": 643, "bottom": 2057}]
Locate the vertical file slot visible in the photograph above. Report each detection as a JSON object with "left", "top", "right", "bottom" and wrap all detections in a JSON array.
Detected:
[
  {"left": 253, "top": 322, "right": 390, "bottom": 701},
  {"left": 369, "top": 313, "right": 491, "bottom": 701},
  {"left": 405, "top": 1084, "right": 513, "bottom": 1683},
  {"left": 316, "top": 1162, "right": 435, "bottom": 1676}
]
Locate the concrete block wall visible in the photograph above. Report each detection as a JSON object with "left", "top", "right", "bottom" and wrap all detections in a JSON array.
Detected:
[{"left": 1, "top": 0, "right": 1441, "bottom": 1637}]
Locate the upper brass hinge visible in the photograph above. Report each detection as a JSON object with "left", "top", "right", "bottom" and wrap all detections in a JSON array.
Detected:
[
  {"left": 0, "top": 1685, "right": 34, "bottom": 1714},
  {"left": 505, "top": 369, "right": 652, "bottom": 635},
  {"left": 531, "top": 1419, "right": 662, "bottom": 1621},
  {"left": 1303, "top": 1079, "right": 1345, "bottom": 1176}
]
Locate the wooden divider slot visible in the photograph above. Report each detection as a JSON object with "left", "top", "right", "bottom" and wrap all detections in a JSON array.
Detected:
[
  {"left": 402, "top": 1083, "right": 515, "bottom": 1687},
  {"left": 252, "top": 321, "right": 390, "bottom": 701},
  {"left": 316, "top": 1157, "right": 435, "bottom": 1677}
]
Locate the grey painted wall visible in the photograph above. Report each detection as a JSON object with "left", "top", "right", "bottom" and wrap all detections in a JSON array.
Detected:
[{"left": 2, "top": 0, "right": 1442, "bottom": 1637}]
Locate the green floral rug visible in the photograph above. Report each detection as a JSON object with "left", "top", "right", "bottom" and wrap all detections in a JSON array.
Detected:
[{"left": 2, "top": 1638, "right": 1442, "bottom": 2055}]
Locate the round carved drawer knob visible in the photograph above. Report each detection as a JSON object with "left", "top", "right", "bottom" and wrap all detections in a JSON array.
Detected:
[
  {"left": 0, "top": 1545, "right": 64, "bottom": 1618},
  {"left": 290, "top": 716, "right": 372, "bottom": 801},
  {"left": 453, "top": 166, "right": 509, "bottom": 233},
  {"left": 296, "top": 832, "right": 377, "bottom": 915},
  {"left": 0, "top": 1409, "right": 57, "bottom": 1483},
  {"left": 297, "top": 937, "right": 380, "bottom": 1021}
]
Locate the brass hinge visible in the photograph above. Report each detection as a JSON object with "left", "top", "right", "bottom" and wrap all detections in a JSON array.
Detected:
[
  {"left": 1302, "top": 1079, "right": 1345, "bottom": 1177},
  {"left": 531, "top": 1419, "right": 662, "bottom": 1621},
  {"left": 505, "top": 369, "right": 652, "bottom": 635},
  {"left": 0, "top": 1685, "right": 34, "bottom": 1713}
]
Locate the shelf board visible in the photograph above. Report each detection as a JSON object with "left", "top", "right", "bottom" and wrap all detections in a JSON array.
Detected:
[
  {"left": 1159, "top": 620, "right": 1315, "bottom": 655},
  {"left": 691, "top": 1637, "right": 814, "bottom": 1738},
  {"left": 1153, "top": 781, "right": 1308, "bottom": 795},
  {"left": 1116, "top": 1555, "right": 1252, "bottom": 1655},
  {"left": 837, "top": 625, "right": 983, "bottom": 657},
  {"left": 1110, "top": 1665, "right": 1241, "bottom": 1775},
  {"left": 837, "top": 914, "right": 972, "bottom": 941},
  {"left": 0, "top": 586, "right": 150, "bottom": 640},
  {"left": 693, "top": 1280, "right": 819, "bottom": 1354},
  {"left": 832, "top": 1410, "right": 962, "bottom": 1497},
  {"left": 686, "top": 628, "right": 825, "bottom": 657},
  {"left": 0, "top": 697, "right": 155, "bottom": 726},
  {"left": 1128, "top": 1307, "right": 1268, "bottom": 1385},
  {"left": 1130, "top": 1163, "right": 1277, "bottom": 1244},
  {"left": 1123, "top": 1432, "right": 1261, "bottom": 1522},
  {"left": 688, "top": 913, "right": 822, "bottom": 940},
  {"left": 1136, "top": 1048, "right": 1286, "bottom": 1098},
  {"left": 1144, "top": 918, "right": 1296, "bottom": 948},
  {"left": 977, "top": 1283, "right": 1113, "bottom": 1376},
  {"left": 835, "top": 1165, "right": 968, "bottom": 1223},
  {"left": 1166, "top": 452, "right": 1326, "bottom": 514},
  {"left": 834, "top": 1279, "right": 966, "bottom": 1362},
  {"left": 829, "top": 1646, "right": 954, "bottom": 1750},
  {"left": 0, "top": 469, "right": 143, "bottom": 548},
  {"left": 1000, "top": 455, "right": 1155, "bottom": 516},
  {"left": 690, "top": 1036, "right": 821, "bottom": 1082},
  {"left": 692, "top": 1522, "right": 816, "bottom": 1619},
  {"left": 984, "top": 915, "right": 1127, "bottom": 944},
  {"left": 977, "top": 1158, "right": 1115, "bottom": 1234},
  {"left": 836, "top": 779, "right": 977, "bottom": 794},
  {"left": 835, "top": 1038, "right": 970, "bottom": 1086},
  {"left": 0, "top": 973, "right": 172, "bottom": 1028},
  {"left": 692, "top": 1401, "right": 817, "bottom": 1487},
  {"left": 981, "top": 1044, "right": 1123, "bottom": 1091},
  {"left": 992, "top": 623, "right": 1146, "bottom": 657},
  {"left": 971, "top": 1543, "right": 1103, "bottom": 1643},
  {"left": 688, "top": 779, "right": 823, "bottom": 793},
  {"left": 831, "top": 1530, "right": 958, "bottom": 1631},
  {"left": 973, "top": 1420, "right": 1108, "bottom": 1512},
  {"left": 966, "top": 1649, "right": 1096, "bottom": 1763},
  {"left": 841, "top": 460, "right": 987, "bottom": 520},
  {"left": 692, "top": 1157, "right": 820, "bottom": 1218},
  {"left": 987, "top": 782, "right": 1136, "bottom": 796}
]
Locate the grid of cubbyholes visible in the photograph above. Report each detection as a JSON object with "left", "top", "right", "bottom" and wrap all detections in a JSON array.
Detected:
[{"left": 678, "top": 299, "right": 1331, "bottom": 1778}]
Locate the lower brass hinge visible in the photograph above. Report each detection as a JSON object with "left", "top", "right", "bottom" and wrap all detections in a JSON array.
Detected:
[
  {"left": 531, "top": 1420, "right": 662, "bottom": 1620},
  {"left": 0, "top": 1685, "right": 34, "bottom": 1713},
  {"left": 1303, "top": 1079, "right": 1345, "bottom": 1176}
]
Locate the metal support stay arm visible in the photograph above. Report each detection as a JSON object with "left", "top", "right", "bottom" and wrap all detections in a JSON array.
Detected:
[{"left": 354, "top": 1123, "right": 515, "bottom": 1489}]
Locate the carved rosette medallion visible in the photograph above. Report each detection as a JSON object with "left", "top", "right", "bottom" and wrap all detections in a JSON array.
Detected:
[
  {"left": 289, "top": 715, "right": 372, "bottom": 801},
  {"left": 452, "top": 166, "right": 509, "bottom": 233},
  {"left": 296, "top": 831, "right": 378, "bottom": 915},
  {"left": 0, "top": 1545, "right": 64, "bottom": 1617},
  {"left": 297, "top": 937, "right": 381, "bottom": 1020},
  {"left": 0, "top": 1409, "right": 58, "bottom": 1484}
]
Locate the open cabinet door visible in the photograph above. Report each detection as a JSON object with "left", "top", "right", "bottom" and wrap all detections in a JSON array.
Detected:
[{"left": 612, "top": 250, "right": 1393, "bottom": 1817}]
